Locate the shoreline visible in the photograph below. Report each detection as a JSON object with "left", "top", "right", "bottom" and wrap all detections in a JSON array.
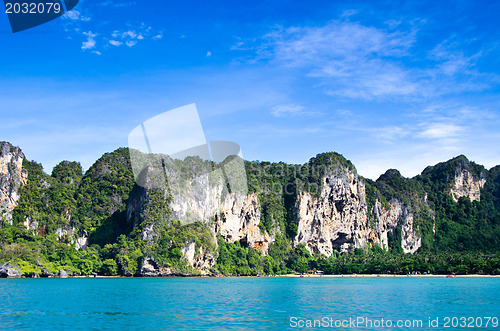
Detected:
[
  {"left": 3, "top": 273, "right": 500, "bottom": 279},
  {"left": 276, "top": 274, "right": 500, "bottom": 278}
]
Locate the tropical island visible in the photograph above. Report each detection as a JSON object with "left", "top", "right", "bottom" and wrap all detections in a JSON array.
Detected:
[{"left": 0, "top": 141, "right": 499, "bottom": 277}]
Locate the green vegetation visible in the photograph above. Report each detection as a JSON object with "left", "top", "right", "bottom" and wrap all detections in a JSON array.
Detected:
[
  {"left": 416, "top": 157, "right": 500, "bottom": 252},
  {"left": 0, "top": 148, "right": 498, "bottom": 277},
  {"left": 75, "top": 148, "right": 135, "bottom": 242},
  {"left": 303, "top": 248, "right": 500, "bottom": 275},
  {"left": 0, "top": 148, "right": 228, "bottom": 277},
  {"left": 246, "top": 152, "right": 356, "bottom": 239}
]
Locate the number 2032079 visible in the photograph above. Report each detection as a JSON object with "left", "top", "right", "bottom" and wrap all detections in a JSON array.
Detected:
[{"left": 5, "top": 2, "right": 62, "bottom": 14}]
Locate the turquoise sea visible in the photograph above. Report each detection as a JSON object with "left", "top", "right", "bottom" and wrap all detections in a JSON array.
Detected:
[{"left": 0, "top": 276, "right": 498, "bottom": 330}]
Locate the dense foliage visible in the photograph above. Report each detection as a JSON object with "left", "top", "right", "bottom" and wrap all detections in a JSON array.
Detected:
[
  {"left": 416, "top": 156, "right": 500, "bottom": 252},
  {"left": 0, "top": 149, "right": 498, "bottom": 277}
]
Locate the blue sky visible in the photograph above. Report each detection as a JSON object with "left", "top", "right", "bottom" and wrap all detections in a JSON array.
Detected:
[{"left": 1, "top": 0, "right": 499, "bottom": 180}]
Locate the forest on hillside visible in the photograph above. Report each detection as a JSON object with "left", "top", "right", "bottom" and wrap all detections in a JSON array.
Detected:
[{"left": 1, "top": 147, "right": 499, "bottom": 277}]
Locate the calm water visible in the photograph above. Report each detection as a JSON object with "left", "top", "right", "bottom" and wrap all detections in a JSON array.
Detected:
[{"left": 0, "top": 276, "right": 498, "bottom": 330}]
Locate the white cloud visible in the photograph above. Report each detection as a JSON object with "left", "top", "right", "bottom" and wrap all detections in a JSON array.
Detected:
[
  {"left": 63, "top": 15, "right": 161, "bottom": 54},
  {"left": 271, "top": 104, "right": 305, "bottom": 117},
  {"left": 372, "top": 126, "right": 410, "bottom": 141},
  {"left": 81, "top": 31, "right": 97, "bottom": 50},
  {"left": 206, "top": 51, "right": 212, "bottom": 57},
  {"left": 419, "top": 123, "right": 463, "bottom": 139},
  {"left": 125, "top": 30, "right": 137, "bottom": 38},
  {"left": 251, "top": 21, "right": 418, "bottom": 100},
  {"left": 92, "top": 51, "right": 101, "bottom": 55},
  {"left": 235, "top": 17, "right": 495, "bottom": 101},
  {"left": 65, "top": 10, "right": 80, "bottom": 20},
  {"left": 264, "top": 21, "right": 414, "bottom": 65},
  {"left": 65, "top": 10, "right": 90, "bottom": 21},
  {"left": 336, "top": 109, "right": 353, "bottom": 116},
  {"left": 385, "top": 19, "right": 402, "bottom": 28},
  {"left": 99, "top": 1, "right": 135, "bottom": 7},
  {"left": 99, "top": 0, "right": 113, "bottom": 6},
  {"left": 340, "top": 9, "right": 359, "bottom": 19},
  {"left": 246, "top": 123, "right": 325, "bottom": 137},
  {"left": 101, "top": 26, "right": 162, "bottom": 51},
  {"left": 430, "top": 44, "right": 469, "bottom": 75}
]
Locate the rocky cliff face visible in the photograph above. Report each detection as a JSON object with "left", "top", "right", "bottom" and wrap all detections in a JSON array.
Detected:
[
  {"left": 215, "top": 193, "right": 272, "bottom": 253},
  {"left": 132, "top": 159, "right": 423, "bottom": 261},
  {"left": 0, "top": 142, "right": 27, "bottom": 224},
  {"left": 293, "top": 164, "right": 422, "bottom": 255},
  {"left": 293, "top": 165, "right": 370, "bottom": 255},
  {"left": 451, "top": 169, "right": 485, "bottom": 202},
  {"left": 55, "top": 224, "right": 88, "bottom": 250},
  {"left": 1, "top": 140, "right": 493, "bottom": 272},
  {"left": 180, "top": 242, "right": 217, "bottom": 273},
  {"left": 371, "top": 199, "right": 421, "bottom": 254},
  {"left": 127, "top": 163, "right": 271, "bottom": 274}
]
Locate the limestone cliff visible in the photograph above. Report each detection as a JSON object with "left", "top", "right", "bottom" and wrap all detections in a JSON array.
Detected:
[
  {"left": 55, "top": 224, "right": 88, "bottom": 250},
  {"left": 127, "top": 163, "right": 271, "bottom": 274},
  {"left": 451, "top": 169, "right": 485, "bottom": 202},
  {"left": 215, "top": 193, "right": 272, "bottom": 252},
  {"left": 180, "top": 241, "right": 217, "bottom": 274},
  {"left": 293, "top": 164, "right": 422, "bottom": 255},
  {"left": 0, "top": 142, "right": 27, "bottom": 224},
  {"left": 293, "top": 165, "right": 370, "bottom": 255},
  {"left": 371, "top": 198, "right": 421, "bottom": 254},
  {"left": 1, "top": 140, "right": 495, "bottom": 273}
]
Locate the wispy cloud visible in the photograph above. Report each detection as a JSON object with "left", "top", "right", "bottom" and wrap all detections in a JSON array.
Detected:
[
  {"left": 271, "top": 104, "right": 305, "bottom": 117},
  {"left": 105, "top": 24, "right": 161, "bottom": 49},
  {"left": 245, "top": 123, "right": 325, "bottom": 137},
  {"left": 81, "top": 31, "right": 97, "bottom": 50},
  {"left": 371, "top": 126, "right": 410, "bottom": 142},
  {"left": 271, "top": 104, "right": 324, "bottom": 118},
  {"left": 98, "top": 1, "right": 136, "bottom": 8},
  {"left": 429, "top": 39, "right": 480, "bottom": 76},
  {"left": 236, "top": 20, "right": 419, "bottom": 100},
  {"left": 62, "top": 9, "right": 162, "bottom": 53},
  {"left": 233, "top": 16, "right": 497, "bottom": 101},
  {"left": 418, "top": 123, "right": 463, "bottom": 139},
  {"left": 64, "top": 10, "right": 90, "bottom": 21}
]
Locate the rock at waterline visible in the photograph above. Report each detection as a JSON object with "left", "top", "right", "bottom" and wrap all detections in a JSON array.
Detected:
[{"left": 0, "top": 262, "right": 21, "bottom": 278}]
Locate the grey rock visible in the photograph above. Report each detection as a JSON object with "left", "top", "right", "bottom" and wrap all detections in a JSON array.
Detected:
[
  {"left": 293, "top": 162, "right": 425, "bottom": 255},
  {"left": 24, "top": 272, "right": 40, "bottom": 278},
  {"left": 139, "top": 257, "right": 159, "bottom": 277},
  {"left": 451, "top": 169, "right": 485, "bottom": 202},
  {"left": 58, "top": 269, "right": 68, "bottom": 278},
  {"left": 40, "top": 269, "right": 54, "bottom": 278},
  {"left": 0, "top": 262, "right": 21, "bottom": 278}
]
